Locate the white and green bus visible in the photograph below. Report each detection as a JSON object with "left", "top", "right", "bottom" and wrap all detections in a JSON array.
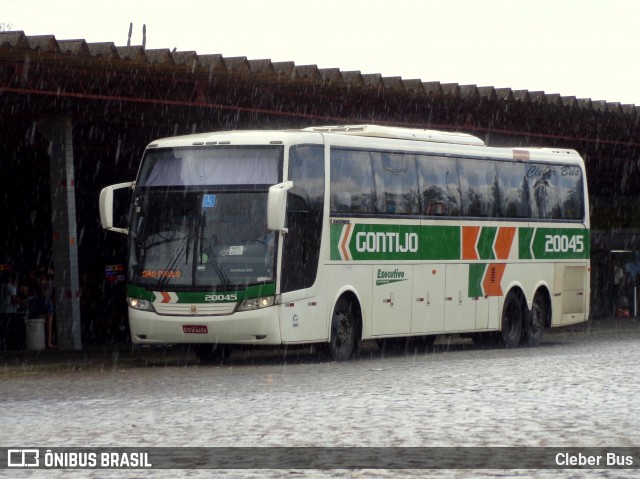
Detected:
[{"left": 99, "top": 125, "right": 590, "bottom": 361}]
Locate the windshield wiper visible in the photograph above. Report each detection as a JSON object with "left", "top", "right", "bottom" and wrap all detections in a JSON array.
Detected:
[
  {"left": 157, "top": 235, "right": 189, "bottom": 288},
  {"left": 141, "top": 232, "right": 186, "bottom": 250},
  {"left": 201, "top": 238, "right": 230, "bottom": 285}
]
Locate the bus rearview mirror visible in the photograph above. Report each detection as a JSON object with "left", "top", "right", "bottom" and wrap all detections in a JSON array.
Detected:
[
  {"left": 267, "top": 181, "right": 294, "bottom": 233},
  {"left": 99, "top": 182, "right": 133, "bottom": 234}
]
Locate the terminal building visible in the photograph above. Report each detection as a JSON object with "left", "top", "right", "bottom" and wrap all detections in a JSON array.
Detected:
[{"left": 1, "top": 30, "right": 639, "bottom": 349}]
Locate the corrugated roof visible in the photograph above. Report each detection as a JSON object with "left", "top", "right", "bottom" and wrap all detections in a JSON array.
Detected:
[{"left": 1, "top": 30, "right": 637, "bottom": 116}]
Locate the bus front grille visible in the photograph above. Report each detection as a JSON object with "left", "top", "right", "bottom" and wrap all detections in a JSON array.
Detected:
[{"left": 153, "top": 302, "right": 236, "bottom": 316}]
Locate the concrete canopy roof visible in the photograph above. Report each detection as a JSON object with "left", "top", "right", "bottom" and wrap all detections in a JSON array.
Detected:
[{"left": 1, "top": 30, "right": 637, "bottom": 119}]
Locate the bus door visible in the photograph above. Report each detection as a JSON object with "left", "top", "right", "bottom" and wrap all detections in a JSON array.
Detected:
[
  {"left": 279, "top": 144, "right": 326, "bottom": 342},
  {"left": 371, "top": 265, "right": 412, "bottom": 335},
  {"left": 473, "top": 296, "right": 489, "bottom": 330},
  {"left": 411, "top": 265, "right": 445, "bottom": 333}
]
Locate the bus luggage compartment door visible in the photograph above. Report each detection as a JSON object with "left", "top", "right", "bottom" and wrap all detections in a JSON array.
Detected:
[
  {"left": 411, "top": 264, "right": 445, "bottom": 333},
  {"left": 553, "top": 263, "right": 588, "bottom": 325},
  {"left": 444, "top": 264, "right": 476, "bottom": 332},
  {"left": 371, "top": 265, "right": 412, "bottom": 335}
]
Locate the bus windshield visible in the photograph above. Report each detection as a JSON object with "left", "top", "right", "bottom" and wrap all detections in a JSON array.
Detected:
[{"left": 128, "top": 146, "right": 282, "bottom": 290}]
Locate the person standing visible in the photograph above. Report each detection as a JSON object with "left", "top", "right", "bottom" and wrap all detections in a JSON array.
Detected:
[
  {"left": 1, "top": 271, "right": 19, "bottom": 349},
  {"left": 29, "top": 269, "right": 56, "bottom": 348},
  {"left": 612, "top": 259, "right": 625, "bottom": 314}
]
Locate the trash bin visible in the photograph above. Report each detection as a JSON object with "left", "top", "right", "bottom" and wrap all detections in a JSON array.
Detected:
[{"left": 25, "top": 318, "right": 45, "bottom": 351}]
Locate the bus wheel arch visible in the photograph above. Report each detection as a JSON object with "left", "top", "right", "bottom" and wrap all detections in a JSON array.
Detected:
[
  {"left": 328, "top": 291, "right": 362, "bottom": 361},
  {"left": 524, "top": 287, "right": 551, "bottom": 347},
  {"left": 500, "top": 287, "right": 526, "bottom": 348}
]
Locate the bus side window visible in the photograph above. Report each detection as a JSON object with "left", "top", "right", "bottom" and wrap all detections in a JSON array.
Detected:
[
  {"left": 529, "top": 164, "right": 557, "bottom": 220},
  {"left": 553, "top": 166, "right": 584, "bottom": 220},
  {"left": 332, "top": 192, "right": 352, "bottom": 212},
  {"left": 372, "top": 152, "right": 419, "bottom": 215},
  {"left": 496, "top": 161, "right": 531, "bottom": 219},
  {"left": 457, "top": 158, "right": 496, "bottom": 218},
  {"left": 330, "top": 149, "right": 375, "bottom": 215},
  {"left": 416, "top": 155, "right": 460, "bottom": 217}
]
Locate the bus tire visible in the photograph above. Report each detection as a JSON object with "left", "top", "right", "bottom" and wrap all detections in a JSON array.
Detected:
[
  {"left": 501, "top": 291, "right": 523, "bottom": 348},
  {"left": 193, "top": 343, "right": 231, "bottom": 364},
  {"left": 329, "top": 297, "right": 358, "bottom": 361},
  {"left": 524, "top": 292, "right": 547, "bottom": 347}
]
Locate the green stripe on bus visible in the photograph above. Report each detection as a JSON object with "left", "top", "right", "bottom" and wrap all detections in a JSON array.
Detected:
[
  {"left": 468, "top": 263, "right": 486, "bottom": 297},
  {"left": 330, "top": 223, "right": 589, "bottom": 262},
  {"left": 126, "top": 282, "right": 276, "bottom": 303},
  {"left": 518, "top": 227, "right": 535, "bottom": 260},
  {"left": 519, "top": 227, "right": 589, "bottom": 260},
  {"left": 330, "top": 222, "right": 343, "bottom": 261},
  {"left": 477, "top": 227, "right": 497, "bottom": 260},
  {"left": 330, "top": 223, "right": 460, "bottom": 261}
]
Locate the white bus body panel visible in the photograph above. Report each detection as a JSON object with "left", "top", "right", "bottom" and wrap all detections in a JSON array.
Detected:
[{"left": 129, "top": 306, "right": 283, "bottom": 345}]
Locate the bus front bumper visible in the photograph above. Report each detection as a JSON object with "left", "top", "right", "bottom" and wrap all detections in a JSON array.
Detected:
[{"left": 128, "top": 306, "right": 282, "bottom": 345}]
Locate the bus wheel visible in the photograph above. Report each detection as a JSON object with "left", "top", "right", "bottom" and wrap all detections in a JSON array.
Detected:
[
  {"left": 524, "top": 292, "right": 546, "bottom": 347},
  {"left": 193, "top": 343, "right": 231, "bottom": 364},
  {"left": 329, "top": 297, "right": 358, "bottom": 361},
  {"left": 501, "top": 291, "right": 523, "bottom": 348}
]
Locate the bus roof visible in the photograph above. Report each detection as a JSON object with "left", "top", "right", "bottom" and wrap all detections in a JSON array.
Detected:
[
  {"left": 302, "top": 125, "right": 486, "bottom": 146},
  {"left": 145, "top": 125, "right": 485, "bottom": 149},
  {"left": 144, "top": 125, "right": 583, "bottom": 165}
]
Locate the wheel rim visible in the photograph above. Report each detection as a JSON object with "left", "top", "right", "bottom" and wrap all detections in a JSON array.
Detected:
[
  {"left": 333, "top": 310, "right": 353, "bottom": 349},
  {"left": 335, "top": 313, "right": 352, "bottom": 346},
  {"left": 330, "top": 300, "right": 356, "bottom": 360}
]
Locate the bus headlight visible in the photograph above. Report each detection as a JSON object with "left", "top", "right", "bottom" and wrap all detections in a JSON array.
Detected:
[
  {"left": 127, "top": 297, "right": 153, "bottom": 312},
  {"left": 237, "top": 296, "right": 275, "bottom": 311}
]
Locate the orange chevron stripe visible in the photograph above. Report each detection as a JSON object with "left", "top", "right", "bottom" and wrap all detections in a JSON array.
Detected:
[
  {"left": 462, "top": 226, "right": 480, "bottom": 260},
  {"left": 340, "top": 223, "right": 352, "bottom": 260},
  {"left": 494, "top": 227, "right": 516, "bottom": 260},
  {"left": 483, "top": 263, "right": 506, "bottom": 296},
  {"left": 161, "top": 292, "right": 171, "bottom": 303}
]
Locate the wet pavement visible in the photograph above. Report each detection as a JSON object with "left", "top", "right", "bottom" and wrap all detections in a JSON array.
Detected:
[
  {"left": 1, "top": 317, "right": 639, "bottom": 478},
  {"left": 1, "top": 316, "right": 637, "bottom": 375}
]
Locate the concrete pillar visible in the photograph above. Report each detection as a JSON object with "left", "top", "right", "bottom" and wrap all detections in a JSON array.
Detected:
[{"left": 40, "top": 117, "right": 82, "bottom": 350}]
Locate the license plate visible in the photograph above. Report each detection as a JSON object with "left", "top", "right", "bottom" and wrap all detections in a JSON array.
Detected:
[{"left": 182, "top": 325, "right": 208, "bottom": 334}]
